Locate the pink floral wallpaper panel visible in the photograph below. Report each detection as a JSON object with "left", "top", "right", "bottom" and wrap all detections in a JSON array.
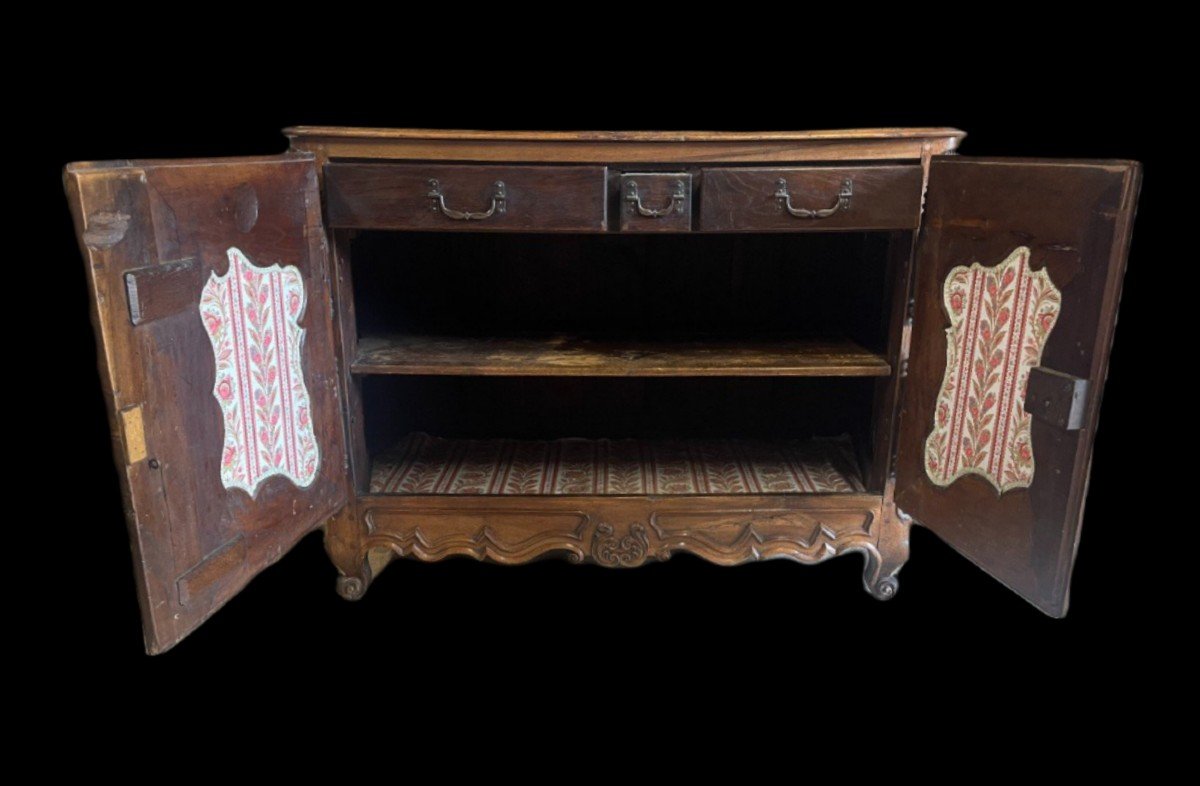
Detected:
[
  {"left": 924, "top": 246, "right": 1061, "bottom": 494},
  {"left": 199, "top": 247, "right": 320, "bottom": 496}
]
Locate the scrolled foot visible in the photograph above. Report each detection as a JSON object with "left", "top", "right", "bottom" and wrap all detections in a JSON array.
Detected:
[
  {"left": 860, "top": 546, "right": 903, "bottom": 602},
  {"left": 336, "top": 575, "right": 367, "bottom": 601},
  {"left": 870, "top": 575, "right": 899, "bottom": 601}
]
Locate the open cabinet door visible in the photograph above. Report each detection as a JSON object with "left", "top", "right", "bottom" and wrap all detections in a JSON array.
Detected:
[
  {"left": 65, "top": 154, "right": 348, "bottom": 653},
  {"left": 895, "top": 157, "right": 1140, "bottom": 616}
]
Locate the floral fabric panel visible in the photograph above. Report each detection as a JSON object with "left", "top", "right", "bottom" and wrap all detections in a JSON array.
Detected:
[
  {"left": 924, "top": 246, "right": 1061, "bottom": 493},
  {"left": 199, "top": 247, "right": 319, "bottom": 496},
  {"left": 370, "top": 433, "right": 865, "bottom": 495}
]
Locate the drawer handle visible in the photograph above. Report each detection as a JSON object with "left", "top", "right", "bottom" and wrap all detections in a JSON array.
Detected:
[
  {"left": 775, "top": 178, "right": 853, "bottom": 219},
  {"left": 428, "top": 178, "right": 507, "bottom": 220},
  {"left": 624, "top": 179, "right": 687, "bottom": 218}
]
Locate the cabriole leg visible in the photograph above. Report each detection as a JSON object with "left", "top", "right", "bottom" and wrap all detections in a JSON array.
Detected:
[
  {"left": 863, "top": 493, "right": 911, "bottom": 600},
  {"left": 325, "top": 505, "right": 374, "bottom": 601}
]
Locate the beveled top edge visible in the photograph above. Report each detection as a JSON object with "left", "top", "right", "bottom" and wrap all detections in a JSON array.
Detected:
[{"left": 283, "top": 126, "right": 967, "bottom": 143}]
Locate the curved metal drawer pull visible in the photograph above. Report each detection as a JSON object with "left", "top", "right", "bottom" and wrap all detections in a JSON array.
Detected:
[
  {"left": 775, "top": 177, "right": 853, "bottom": 219},
  {"left": 624, "top": 179, "right": 687, "bottom": 218},
  {"left": 428, "top": 178, "right": 507, "bottom": 220}
]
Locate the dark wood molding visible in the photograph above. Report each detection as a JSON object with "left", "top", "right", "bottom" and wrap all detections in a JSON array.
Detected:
[{"left": 287, "top": 126, "right": 966, "bottom": 164}]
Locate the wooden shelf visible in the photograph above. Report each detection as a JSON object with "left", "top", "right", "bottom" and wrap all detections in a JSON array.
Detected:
[{"left": 352, "top": 333, "right": 891, "bottom": 377}]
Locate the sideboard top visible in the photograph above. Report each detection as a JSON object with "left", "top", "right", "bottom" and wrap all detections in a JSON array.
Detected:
[
  {"left": 284, "top": 126, "right": 966, "bottom": 164},
  {"left": 284, "top": 127, "right": 966, "bottom": 143}
]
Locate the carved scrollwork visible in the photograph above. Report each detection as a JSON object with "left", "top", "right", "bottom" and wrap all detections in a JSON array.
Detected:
[
  {"left": 360, "top": 510, "right": 591, "bottom": 566},
  {"left": 336, "top": 575, "right": 366, "bottom": 601},
  {"left": 591, "top": 522, "right": 650, "bottom": 567},
  {"left": 334, "top": 498, "right": 910, "bottom": 602},
  {"left": 648, "top": 511, "right": 873, "bottom": 565},
  {"left": 873, "top": 576, "right": 899, "bottom": 600}
]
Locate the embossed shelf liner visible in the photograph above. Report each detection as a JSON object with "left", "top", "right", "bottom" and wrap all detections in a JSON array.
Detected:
[{"left": 370, "top": 432, "right": 865, "bottom": 495}]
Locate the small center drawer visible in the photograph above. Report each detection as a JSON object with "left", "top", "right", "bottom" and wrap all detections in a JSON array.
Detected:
[
  {"left": 619, "top": 172, "right": 692, "bottom": 232},
  {"left": 699, "top": 165, "right": 923, "bottom": 231},
  {"left": 325, "top": 163, "right": 608, "bottom": 231}
]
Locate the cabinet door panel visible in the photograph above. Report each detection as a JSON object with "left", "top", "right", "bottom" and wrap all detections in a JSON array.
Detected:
[
  {"left": 896, "top": 157, "right": 1140, "bottom": 616},
  {"left": 65, "top": 154, "right": 348, "bottom": 653}
]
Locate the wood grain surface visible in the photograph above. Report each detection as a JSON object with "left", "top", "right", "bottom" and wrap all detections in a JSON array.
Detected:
[
  {"left": 325, "top": 163, "right": 608, "bottom": 231},
  {"left": 895, "top": 157, "right": 1141, "bottom": 617},
  {"left": 288, "top": 127, "right": 966, "bottom": 164},
  {"left": 352, "top": 333, "right": 891, "bottom": 377},
  {"left": 700, "top": 165, "right": 923, "bottom": 232}
]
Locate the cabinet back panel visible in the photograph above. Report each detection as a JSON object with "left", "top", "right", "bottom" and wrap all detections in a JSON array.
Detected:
[
  {"left": 361, "top": 376, "right": 877, "bottom": 488},
  {"left": 349, "top": 231, "right": 892, "bottom": 352}
]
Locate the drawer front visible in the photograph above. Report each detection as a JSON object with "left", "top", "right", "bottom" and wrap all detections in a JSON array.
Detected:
[
  {"left": 699, "top": 165, "right": 923, "bottom": 231},
  {"left": 325, "top": 163, "right": 608, "bottom": 231},
  {"left": 619, "top": 172, "right": 692, "bottom": 232}
]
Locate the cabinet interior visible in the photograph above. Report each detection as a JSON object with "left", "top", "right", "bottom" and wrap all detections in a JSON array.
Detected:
[{"left": 345, "top": 229, "right": 907, "bottom": 496}]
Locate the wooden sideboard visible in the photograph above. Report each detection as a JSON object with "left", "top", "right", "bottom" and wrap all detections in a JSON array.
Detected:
[{"left": 63, "top": 128, "right": 1141, "bottom": 654}]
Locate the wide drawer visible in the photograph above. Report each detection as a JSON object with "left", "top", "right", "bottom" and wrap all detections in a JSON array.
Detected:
[
  {"left": 325, "top": 163, "right": 608, "bottom": 231},
  {"left": 699, "top": 165, "right": 923, "bottom": 231}
]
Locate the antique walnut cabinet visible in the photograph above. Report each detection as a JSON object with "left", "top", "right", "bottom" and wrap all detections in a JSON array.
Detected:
[{"left": 64, "top": 127, "right": 1141, "bottom": 653}]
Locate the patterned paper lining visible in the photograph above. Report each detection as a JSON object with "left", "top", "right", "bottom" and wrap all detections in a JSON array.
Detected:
[
  {"left": 200, "top": 247, "right": 320, "bottom": 496},
  {"left": 370, "top": 432, "right": 864, "bottom": 495},
  {"left": 924, "top": 246, "right": 1061, "bottom": 493}
]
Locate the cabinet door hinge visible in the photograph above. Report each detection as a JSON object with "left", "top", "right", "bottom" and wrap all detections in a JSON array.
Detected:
[{"left": 899, "top": 317, "right": 913, "bottom": 378}]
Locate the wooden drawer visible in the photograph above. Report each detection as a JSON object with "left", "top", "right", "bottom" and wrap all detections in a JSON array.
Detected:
[
  {"left": 699, "top": 165, "right": 923, "bottom": 231},
  {"left": 619, "top": 172, "right": 692, "bottom": 232},
  {"left": 325, "top": 163, "right": 608, "bottom": 231}
]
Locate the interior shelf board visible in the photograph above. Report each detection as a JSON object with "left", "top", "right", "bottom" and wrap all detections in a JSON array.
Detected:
[{"left": 351, "top": 333, "right": 891, "bottom": 377}]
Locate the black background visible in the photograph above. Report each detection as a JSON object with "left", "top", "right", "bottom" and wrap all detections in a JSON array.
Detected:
[{"left": 40, "top": 58, "right": 1168, "bottom": 699}]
